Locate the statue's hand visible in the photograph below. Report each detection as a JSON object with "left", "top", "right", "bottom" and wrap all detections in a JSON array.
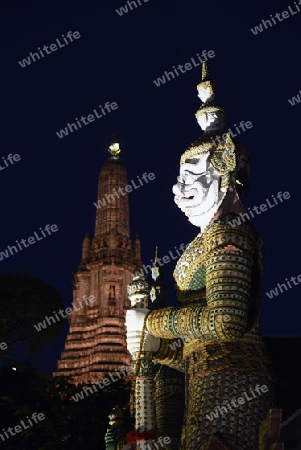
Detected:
[
  {"left": 104, "top": 428, "right": 117, "bottom": 445},
  {"left": 126, "top": 309, "right": 160, "bottom": 356}
]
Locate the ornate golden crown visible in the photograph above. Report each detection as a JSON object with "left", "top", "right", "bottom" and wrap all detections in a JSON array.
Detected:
[{"left": 180, "top": 62, "right": 237, "bottom": 192}]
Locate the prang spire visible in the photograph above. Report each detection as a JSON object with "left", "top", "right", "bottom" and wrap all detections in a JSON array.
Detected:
[
  {"left": 54, "top": 138, "right": 141, "bottom": 384},
  {"left": 94, "top": 140, "right": 130, "bottom": 241}
]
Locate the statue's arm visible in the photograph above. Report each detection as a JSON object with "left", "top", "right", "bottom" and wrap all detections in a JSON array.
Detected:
[
  {"left": 147, "top": 223, "right": 257, "bottom": 342},
  {"left": 153, "top": 336, "right": 185, "bottom": 372}
]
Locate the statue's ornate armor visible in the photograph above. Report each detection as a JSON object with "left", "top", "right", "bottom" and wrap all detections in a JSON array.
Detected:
[
  {"left": 124, "top": 61, "right": 282, "bottom": 450},
  {"left": 146, "top": 214, "right": 274, "bottom": 450}
]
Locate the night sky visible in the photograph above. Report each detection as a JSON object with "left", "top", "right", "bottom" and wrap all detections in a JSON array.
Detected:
[{"left": 1, "top": 0, "right": 301, "bottom": 375}]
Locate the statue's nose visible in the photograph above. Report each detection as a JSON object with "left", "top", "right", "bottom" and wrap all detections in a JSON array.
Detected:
[
  {"left": 178, "top": 181, "right": 187, "bottom": 193},
  {"left": 172, "top": 183, "right": 182, "bottom": 195}
]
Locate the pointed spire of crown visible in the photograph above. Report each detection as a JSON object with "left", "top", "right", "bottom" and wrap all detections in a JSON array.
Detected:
[
  {"left": 202, "top": 60, "right": 211, "bottom": 82},
  {"left": 196, "top": 61, "right": 216, "bottom": 102}
]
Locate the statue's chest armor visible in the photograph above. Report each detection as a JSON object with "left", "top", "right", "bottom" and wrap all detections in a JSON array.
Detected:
[{"left": 174, "top": 233, "right": 206, "bottom": 293}]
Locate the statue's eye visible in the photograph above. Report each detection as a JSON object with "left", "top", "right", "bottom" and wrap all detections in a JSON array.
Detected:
[{"left": 180, "top": 172, "right": 197, "bottom": 184}]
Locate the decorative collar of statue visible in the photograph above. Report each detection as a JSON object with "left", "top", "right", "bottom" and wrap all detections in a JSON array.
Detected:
[{"left": 173, "top": 61, "right": 249, "bottom": 232}]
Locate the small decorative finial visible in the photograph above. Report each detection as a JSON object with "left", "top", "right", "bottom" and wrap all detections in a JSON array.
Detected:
[
  {"left": 108, "top": 131, "right": 121, "bottom": 158},
  {"left": 202, "top": 61, "right": 210, "bottom": 82},
  {"left": 150, "top": 246, "right": 168, "bottom": 309},
  {"left": 127, "top": 276, "right": 150, "bottom": 308},
  {"left": 108, "top": 142, "right": 121, "bottom": 157},
  {"left": 151, "top": 246, "right": 160, "bottom": 282}
]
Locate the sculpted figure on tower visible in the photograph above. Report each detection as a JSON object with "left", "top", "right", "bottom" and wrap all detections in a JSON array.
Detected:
[{"left": 126, "top": 62, "right": 282, "bottom": 450}]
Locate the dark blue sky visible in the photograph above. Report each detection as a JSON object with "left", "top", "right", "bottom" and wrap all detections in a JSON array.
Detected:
[{"left": 1, "top": 0, "right": 300, "bottom": 374}]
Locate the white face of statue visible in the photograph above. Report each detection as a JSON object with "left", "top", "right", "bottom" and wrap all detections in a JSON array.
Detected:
[{"left": 172, "top": 153, "right": 223, "bottom": 229}]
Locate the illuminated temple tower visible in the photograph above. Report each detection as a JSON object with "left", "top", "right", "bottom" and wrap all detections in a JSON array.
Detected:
[{"left": 54, "top": 141, "right": 141, "bottom": 384}]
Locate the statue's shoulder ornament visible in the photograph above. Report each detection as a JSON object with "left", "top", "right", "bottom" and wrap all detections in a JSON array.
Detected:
[
  {"left": 174, "top": 214, "right": 262, "bottom": 291},
  {"left": 204, "top": 214, "right": 260, "bottom": 259}
]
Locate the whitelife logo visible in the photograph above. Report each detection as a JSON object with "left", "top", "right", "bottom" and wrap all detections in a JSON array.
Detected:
[
  {"left": 93, "top": 172, "right": 155, "bottom": 209},
  {"left": 56, "top": 102, "right": 118, "bottom": 139},
  {"left": 288, "top": 89, "right": 301, "bottom": 106},
  {"left": 0, "top": 153, "right": 21, "bottom": 172},
  {"left": 153, "top": 50, "right": 215, "bottom": 87},
  {"left": 0, "top": 342, "right": 8, "bottom": 352},
  {"left": 228, "top": 191, "right": 291, "bottom": 228},
  {"left": 266, "top": 273, "right": 301, "bottom": 299},
  {"left": 250, "top": 1, "right": 301, "bottom": 35},
  {"left": 0, "top": 412, "right": 45, "bottom": 443},
  {"left": 206, "top": 384, "right": 269, "bottom": 421},
  {"left": 18, "top": 31, "right": 81, "bottom": 68},
  {"left": 209, "top": 120, "right": 253, "bottom": 146},
  {"left": 116, "top": 0, "right": 150, "bottom": 16},
  {"left": 135, "top": 243, "right": 188, "bottom": 277},
  {"left": 71, "top": 366, "right": 133, "bottom": 402},
  {"left": 0, "top": 224, "right": 59, "bottom": 262},
  {"left": 33, "top": 295, "right": 96, "bottom": 332}
]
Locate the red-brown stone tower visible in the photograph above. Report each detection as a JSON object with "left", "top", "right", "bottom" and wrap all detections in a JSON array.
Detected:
[{"left": 54, "top": 141, "right": 141, "bottom": 384}]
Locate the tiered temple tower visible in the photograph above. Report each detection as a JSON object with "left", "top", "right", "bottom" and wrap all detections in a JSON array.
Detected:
[{"left": 54, "top": 141, "right": 141, "bottom": 384}]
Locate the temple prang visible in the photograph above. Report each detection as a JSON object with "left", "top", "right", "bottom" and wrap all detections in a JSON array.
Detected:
[{"left": 54, "top": 141, "right": 141, "bottom": 384}]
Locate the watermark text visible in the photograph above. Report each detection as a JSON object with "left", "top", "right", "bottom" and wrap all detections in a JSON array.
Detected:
[
  {"left": 209, "top": 121, "right": 253, "bottom": 146},
  {"left": 250, "top": 1, "right": 301, "bottom": 35},
  {"left": 206, "top": 384, "right": 269, "bottom": 421},
  {"left": 56, "top": 102, "right": 118, "bottom": 139},
  {"left": 135, "top": 243, "right": 188, "bottom": 277},
  {"left": 71, "top": 365, "right": 133, "bottom": 402},
  {"left": 33, "top": 295, "right": 96, "bottom": 331},
  {"left": 0, "top": 224, "right": 59, "bottom": 262},
  {"left": 288, "top": 89, "right": 301, "bottom": 106},
  {"left": 266, "top": 273, "right": 301, "bottom": 299},
  {"left": 94, "top": 173, "right": 155, "bottom": 209},
  {"left": 0, "top": 412, "right": 45, "bottom": 442},
  {"left": 18, "top": 31, "right": 81, "bottom": 68},
  {"left": 228, "top": 191, "right": 290, "bottom": 228},
  {"left": 0, "top": 153, "right": 21, "bottom": 172},
  {"left": 153, "top": 51, "right": 215, "bottom": 87},
  {"left": 116, "top": 0, "right": 150, "bottom": 17}
]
